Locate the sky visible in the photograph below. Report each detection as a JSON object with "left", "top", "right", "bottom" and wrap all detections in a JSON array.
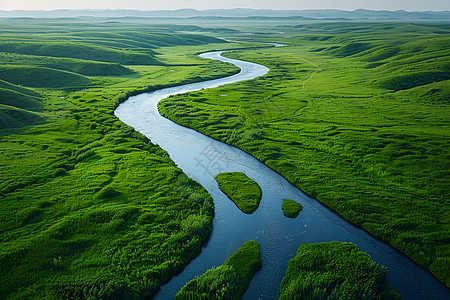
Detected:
[{"left": 0, "top": 0, "right": 449, "bottom": 11}]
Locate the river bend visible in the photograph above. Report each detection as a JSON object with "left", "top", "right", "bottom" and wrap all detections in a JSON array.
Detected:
[{"left": 115, "top": 51, "right": 449, "bottom": 299}]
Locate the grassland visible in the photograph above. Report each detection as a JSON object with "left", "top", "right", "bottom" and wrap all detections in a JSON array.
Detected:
[
  {"left": 1, "top": 17, "right": 449, "bottom": 297},
  {"left": 282, "top": 199, "right": 303, "bottom": 218},
  {"left": 0, "top": 19, "right": 248, "bottom": 299},
  {"left": 215, "top": 172, "right": 262, "bottom": 214},
  {"left": 0, "top": 52, "right": 134, "bottom": 76},
  {"left": 279, "top": 242, "right": 401, "bottom": 299},
  {"left": 159, "top": 22, "right": 450, "bottom": 285},
  {"left": 175, "top": 240, "right": 262, "bottom": 300}
]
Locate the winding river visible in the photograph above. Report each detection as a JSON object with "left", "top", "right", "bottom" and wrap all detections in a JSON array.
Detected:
[{"left": 115, "top": 51, "right": 449, "bottom": 299}]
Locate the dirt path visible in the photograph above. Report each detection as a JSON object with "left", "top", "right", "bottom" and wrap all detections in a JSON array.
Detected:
[{"left": 301, "top": 58, "right": 320, "bottom": 89}]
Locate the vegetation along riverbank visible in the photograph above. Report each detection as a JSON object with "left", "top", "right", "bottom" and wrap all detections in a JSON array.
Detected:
[
  {"left": 159, "top": 22, "right": 450, "bottom": 286},
  {"left": 279, "top": 242, "right": 401, "bottom": 299},
  {"left": 176, "top": 240, "right": 262, "bottom": 299}
]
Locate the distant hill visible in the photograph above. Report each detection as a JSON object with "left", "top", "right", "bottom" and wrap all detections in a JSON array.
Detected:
[
  {"left": 0, "top": 42, "right": 160, "bottom": 65},
  {"left": 0, "top": 8, "right": 449, "bottom": 22},
  {"left": 0, "top": 65, "right": 92, "bottom": 88},
  {"left": 0, "top": 104, "right": 45, "bottom": 128}
]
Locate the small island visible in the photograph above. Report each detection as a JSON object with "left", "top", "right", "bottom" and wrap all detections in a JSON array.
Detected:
[
  {"left": 175, "top": 240, "right": 262, "bottom": 299},
  {"left": 282, "top": 198, "right": 303, "bottom": 218},
  {"left": 215, "top": 172, "right": 262, "bottom": 214},
  {"left": 280, "top": 242, "right": 401, "bottom": 299}
]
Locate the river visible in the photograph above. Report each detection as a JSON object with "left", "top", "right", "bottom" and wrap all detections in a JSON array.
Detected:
[{"left": 115, "top": 51, "right": 449, "bottom": 299}]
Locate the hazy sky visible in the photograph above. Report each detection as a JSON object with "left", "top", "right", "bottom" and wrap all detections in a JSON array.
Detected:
[{"left": 0, "top": 0, "right": 449, "bottom": 11}]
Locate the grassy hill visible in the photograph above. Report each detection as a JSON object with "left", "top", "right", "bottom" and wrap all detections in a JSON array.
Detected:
[
  {"left": 0, "top": 65, "right": 91, "bottom": 88},
  {"left": 0, "top": 77, "right": 43, "bottom": 105},
  {"left": 0, "top": 52, "right": 134, "bottom": 76},
  {"left": 0, "top": 79, "right": 44, "bottom": 128},
  {"left": 0, "top": 104, "right": 45, "bottom": 128},
  {"left": 312, "top": 24, "right": 450, "bottom": 91},
  {"left": 0, "top": 79, "right": 42, "bottom": 97},
  {"left": 66, "top": 31, "right": 227, "bottom": 50},
  {"left": 0, "top": 41, "right": 161, "bottom": 65},
  {"left": 0, "top": 88, "right": 41, "bottom": 110}
]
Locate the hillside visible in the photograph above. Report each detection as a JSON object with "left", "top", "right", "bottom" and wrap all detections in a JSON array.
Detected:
[
  {"left": 0, "top": 42, "right": 161, "bottom": 65},
  {"left": 0, "top": 104, "right": 45, "bottom": 128},
  {"left": 0, "top": 53, "right": 134, "bottom": 76},
  {"left": 0, "top": 22, "right": 229, "bottom": 129},
  {"left": 0, "top": 65, "right": 92, "bottom": 88}
]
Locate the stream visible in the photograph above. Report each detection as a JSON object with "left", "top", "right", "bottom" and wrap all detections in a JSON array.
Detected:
[{"left": 115, "top": 51, "right": 449, "bottom": 299}]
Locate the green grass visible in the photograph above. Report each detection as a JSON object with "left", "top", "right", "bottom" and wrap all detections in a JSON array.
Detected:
[
  {"left": 0, "top": 65, "right": 92, "bottom": 88},
  {"left": 0, "top": 104, "right": 46, "bottom": 128},
  {"left": 0, "top": 52, "right": 134, "bottom": 76},
  {"left": 175, "top": 240, "right": 262, "bottom": 300},
  {"left": 0, "top": 79, "right": 42, "bottom": 97},
  {"left": 215, "top": 172, "right": 262, "bottom": 214},
  {"left": 0, "top": 79, "right": 44, "bottom": 129},
  {"left": 376, "top": 72, "right": 450, "bottom": 91},
  {"left": 0, "top": 41, "right": 161, "bottom": 65},
  {"left": 0, "top": 20, "right": 248, "bottom": 299},
  {"left": 0, "top": 29, "right": 227, "bottom": 52},
  {"left": 279, "top": 242, "right": 401, "bottom": 299},
  {"left": 159, "top": 23, "right": 450, "bottom": 286},
  {"left": 0, "top": 87, "right": 42, "bottom": 110},
  {"left": 281, "top": 199, "right": 303, "bottom": 218}
]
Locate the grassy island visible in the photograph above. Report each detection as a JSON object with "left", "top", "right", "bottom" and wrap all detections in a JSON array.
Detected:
[
  {"left": 282, "top": 199, "right": 303, "bottom": 218},
  {"left": 176, "top": 240, "right": 262, "bottom": 300},
  {"left": 280, "top": 242, "right": 401, "bottom": 299},
  {"left": 215, "top": 172, "right": 262, "bottom": 214}
]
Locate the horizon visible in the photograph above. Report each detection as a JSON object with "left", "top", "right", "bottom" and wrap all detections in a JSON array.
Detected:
[
  {"left": 1, "top": 7, "right": 450, "bottom": 12},
  {"left": 0, "top": 0, "right": 449, "bottom": 12}
]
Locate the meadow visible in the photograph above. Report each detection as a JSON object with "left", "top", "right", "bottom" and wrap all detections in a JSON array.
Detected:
[
  {"left": 0, "top": 19, "right": 247, "bottom": 298},
  {"left": 159, "top": 22, "right": 450, "bottom": 286}
]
